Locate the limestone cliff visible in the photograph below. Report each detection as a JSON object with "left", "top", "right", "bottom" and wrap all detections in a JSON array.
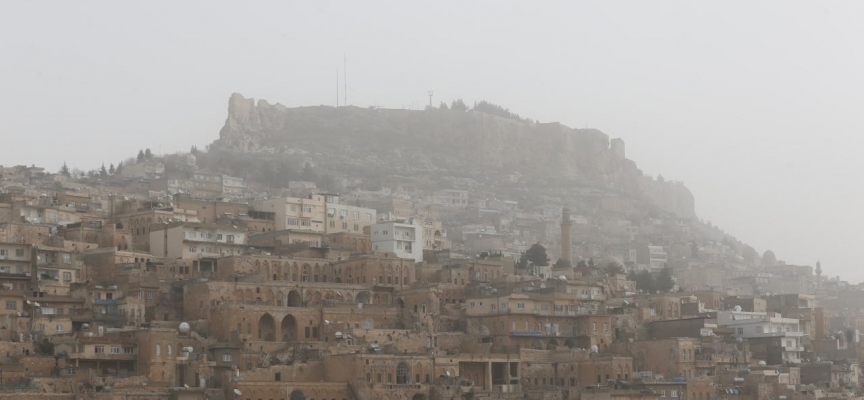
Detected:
[{"left": 214, "top": 93, "right": 696, "bottom": 218}]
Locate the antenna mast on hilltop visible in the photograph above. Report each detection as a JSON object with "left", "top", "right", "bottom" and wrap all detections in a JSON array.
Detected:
[
  {"left": 336, "top": 68, "right": 340, "bottom": 107},
  {"left": 428, "top": 91, "right": 434, "bottom": 108},
  {"left": 344, "top": 55, "right": 347, "bottom": 106}
]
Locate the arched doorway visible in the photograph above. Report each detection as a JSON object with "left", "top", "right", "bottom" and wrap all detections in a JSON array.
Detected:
[
  {"left": 287, "top": 290, "right": 302, "bottom": 307},
  {"left": 532, "top": 339, "right": 543, "bottom": 350},
  {"left": 356, "top": 292, "right": 370, "bottom": 304},
  {"left": 281, "top": 315, "right": 297, "bottom": 342},
  {"left": 289, "top": 390, "right": 306, "bottom": 400},
  {"left": 547, "top": 339, "right": 559, "bottom": 350},
  {"left": 564, "top": 339, "right": 576, "bottom": 349},
  {"left": 397, "top": 362, "right": 411, "bottom": 384},
  {"left": 258, "top": 314, "right": 276, "bottom": 341},
  {"left": 397, "top": 298, "right": 405, "bottom": 308}
]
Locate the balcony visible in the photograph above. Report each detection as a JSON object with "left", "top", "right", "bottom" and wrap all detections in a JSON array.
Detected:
[{"left": 94, "top": 299, "right": 116, "bottom": 306}]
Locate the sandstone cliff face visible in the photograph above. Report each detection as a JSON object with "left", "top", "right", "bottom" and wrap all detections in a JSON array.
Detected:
[{"left": 214, "top": 93, "right": 696, "bottom": 218}]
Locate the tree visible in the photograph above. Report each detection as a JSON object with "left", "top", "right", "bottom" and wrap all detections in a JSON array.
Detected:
[
  {"left": 450, "top": 98, "right": 468, "bottom": 112},
  {"left": 137, "top": 150, "right": 145, "bottom": 162},
  {"left": 635, "top": 270, "right": 656, "bottom": 293},
  {"left": 742, "top": 245, "right": 758, "bottom": 265},
  {"left": 60, "top": 162, "right": 70, "bottom": 177},
  {"left": 524, "top": 243, "right": 549, "bottom": 267},
  {"left": 108, "top": 163, "right": 115, "bottom": 174},
  {"left": 302, "top": 162, "right": 315, "bottom": 182},
  {"left": 605, "top": 262, "right": 625, "bottom": 276},
  {"left": 116, "top": 161, "right": 124, "bottom": 175},
  {"left": 762, "top": 250, "right": 777, "bottom": 266},
  {"left": 576, "top": 259, "right": 587, "bottom": 269},
  {"left": 190, "top": 145, "right": 199, "bottom": 154},
  {"left": 516, "top": 253, "right": 529, "bottom": 270},
  {"left": 553, "top": 259, "right": 572, "bottom": 269},
  {"left": 144, "top": 148, "right": 153, "bottom": 159},
  {"left": 656, "top": 267, "right": 675, "bottom": 293},
  {"left": 439, "top": 101, "right": 449, "bottom": 110},
  {"left": 99, "top": 163, "right": 107, "bottom": 177}
]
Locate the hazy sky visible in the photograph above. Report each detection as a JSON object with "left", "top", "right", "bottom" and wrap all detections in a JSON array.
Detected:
[{"left": 3, "top": 1, "right": 863, "bottom": 281}]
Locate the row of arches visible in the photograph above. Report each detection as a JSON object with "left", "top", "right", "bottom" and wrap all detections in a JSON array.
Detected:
[
  {"left": 239, "top": 259, "right": 413, "bottom": 287},
  {"left": 231, "top": 288, "right": 374, "bottom": 307}
]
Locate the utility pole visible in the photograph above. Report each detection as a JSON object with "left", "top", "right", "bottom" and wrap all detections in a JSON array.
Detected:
[
  {"left": 336, "top": 68, "right": 339, "bottom": 107},
  {"left": 427, "top": 91, "right": 434, "bottom": 109}
]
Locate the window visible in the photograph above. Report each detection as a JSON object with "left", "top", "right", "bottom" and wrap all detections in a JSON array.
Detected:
[
  {"left": 222, "top": 354, "right": 232, "bottom": 362},
  {"left": 660, "top": 391, "right": 667, "bottom": 397},
  {"left": 301, "top": 220, "right": 311, "bottom": 227},
  {"left": 353, "top": 211, "right": 360, "bottom": 220},
  {"left": 287, "top": 218, "right": 300, "bottom": 226},
  {"left": 5, "top": 301, "right": 15, "bottom": 310},
  {"left": 95, "top": 345, "right": 105, "bottom": 354},
  {"left": 671, "top": 391, "right": 679, "bottom": 398},
  {"left": 124, "top": 346, "right": 134, "bottom": 355},
  {"left": 62, "top": 254, "right": 71, "bottom": 264},
  {"left": 737, "top": 328, "right": 744, "bottom": 335},
  {"left": 15, "top": 249, "right": 24, "bottom": 257},
  {"left": 167, "top": 345, "right": 172, "bottom": 356},
  {"left": 189, "top": 246, "right": 196, "bottom": 253},
  {"left": 156, "top": 344, "right": 161, "bottom": 356},
  {"left": 57, "top": 308, "right": 63, "bottom": 315},
  {"left": 63, "top": 272, "right": 72, "bottom": 281},
  {"left": 148, "top": 291, "right": 155, "bottom": 299},
  {"left": 56, "top": 325, "right": 64, "bottom": 333},
  {"left": 303, "top": 205, "right": 315, "bottom": 213},
  {"left": 340, "top": 209, "right": 347, "bottom": 217},
  {"left": 110, "top": 346, "right": 120, "bottom": 354},
  {"left": 517, "top": 302, "right": 525, "bottom": 309},
  {"left": 365, "top": 213, "right": 372, "bottom": 221}
]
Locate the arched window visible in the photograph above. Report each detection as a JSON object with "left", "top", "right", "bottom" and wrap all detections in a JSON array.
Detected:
[
  {"left": 167, "top": 345, "right": 172, "bottom": 356},
  {"left": 156, "top": 344, "right": 161, "bottom": 356},
  {"left": 397, "top": 362, "right": 410, "bottom": 384}
]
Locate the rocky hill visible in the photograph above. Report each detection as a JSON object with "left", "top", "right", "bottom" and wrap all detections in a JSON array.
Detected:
[{"left": 213, "top": 93, "right": 696, "bottom": 218}]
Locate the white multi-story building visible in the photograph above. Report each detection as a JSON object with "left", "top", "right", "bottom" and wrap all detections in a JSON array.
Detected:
[
  {"left": 323, "top": 194, "right": 376, "bottom": 235},
  {"left": 648, "top": 245, "right": 667, "bottom": 269},
  {"left": 717, "top": 309, "right": 803, "bottom": 363},
  {"left": 150, "top": 223, "right": 246, "bottom": 260},
  {"left": 371, "top": 220, "right": 423, "bottom": 263}
]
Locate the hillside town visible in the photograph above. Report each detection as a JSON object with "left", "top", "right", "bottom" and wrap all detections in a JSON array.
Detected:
[{"left": 0, "top": 158, "right": 860, "bottom": 400}]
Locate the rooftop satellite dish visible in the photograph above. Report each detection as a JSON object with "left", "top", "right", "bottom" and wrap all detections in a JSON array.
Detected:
[
  {"left": 234, "top": 389, "right": 243, "bottom": 396},
  {"left": 179, "top": 322, "right": 191, "bottom": 334},
  {"left": 758, "top": 360, "right": 767, "bottom": 367},
  {"left": 184, "top": 384, "right": 189, "bottom": 389},
  {"left": 446, "top": 370, "right": 451, "bottom": 377},
  {"left": 324, "top": 320, "right": 330, "bottom": 324},
  {"left": 733, "top": 305, "right": 743, "bottom": 312},
  {"left": 34, "top": 302, "right": 41, "bottom": 307},
  {"left": 26, "top": 300, "right": 31, "bottom": 305}
]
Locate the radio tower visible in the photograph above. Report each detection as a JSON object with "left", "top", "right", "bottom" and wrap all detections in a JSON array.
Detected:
[
  {"left": 428, "top": 91, "right": 434, "bottom": 108},
  {"left": 344, "top": 55, "right": 347, "bottom": 106}
]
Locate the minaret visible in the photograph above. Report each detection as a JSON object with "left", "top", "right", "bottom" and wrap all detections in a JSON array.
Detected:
[
  {"left": 815, "top": 260, "right": 822, "bottom": 292},
  {"left": 561, "top": 207, "right": 573, "bottom": 264}
]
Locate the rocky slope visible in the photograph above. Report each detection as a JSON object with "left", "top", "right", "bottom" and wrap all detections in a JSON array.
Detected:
[{"left": 213, "top": 93, "right": 696, "bottom": 218}]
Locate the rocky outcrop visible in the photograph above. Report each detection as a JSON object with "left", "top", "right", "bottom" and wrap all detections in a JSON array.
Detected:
[{"left": 214, "top": 93, "right": 696, "bottom": 218}]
